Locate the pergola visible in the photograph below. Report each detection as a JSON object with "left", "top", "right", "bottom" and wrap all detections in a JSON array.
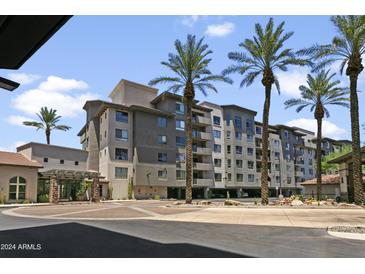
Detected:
[{"left": 39, "top": 169, "right": 107, "bottom": 203}]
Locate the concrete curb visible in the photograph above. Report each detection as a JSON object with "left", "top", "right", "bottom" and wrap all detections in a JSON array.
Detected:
[{"left": 327, "top": 230, "right": 365, "bottom": 241}]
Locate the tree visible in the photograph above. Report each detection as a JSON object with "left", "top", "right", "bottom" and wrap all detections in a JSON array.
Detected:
[
  {"left": 23, "top": 107, "right": 71, "bottom": 145},
  {"left": 322, "top": 145, "right": 352, "bottom": 174},
  {"left": 149, "top": 35, "right": 232, "bottom": 204},
  {"left": 298, "top": 15, "right": 365, "bottom": 204},
  {"left": 223, "top": 18, "right": 310, "bottom": 204},
  {"left": 284, "top": 70, "right": 350, "bottom": 200}
]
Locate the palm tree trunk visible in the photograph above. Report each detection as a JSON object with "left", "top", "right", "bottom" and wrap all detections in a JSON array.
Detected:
[
  {"left": 46, "top": 129, "right": 50, "bottom": 145},
  {"left": 261, "top": 84, "right": 271, "bottom": 205},
  {"left": 316, "top": 117, "right": 322, "bottom": 201},
  {"left": 349, "top": 73, "right": 363, "bottom": 205},
  {"left": 185, "top": 96, "right": 193, "bottom": 204}
]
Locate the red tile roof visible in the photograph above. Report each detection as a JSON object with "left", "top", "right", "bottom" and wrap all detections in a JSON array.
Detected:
[
  {"left": 301, "top": 174, "right": 365, "bottom": 185},
  {"left": 0, "top": 151, "right": 42, "bottom": 168}
]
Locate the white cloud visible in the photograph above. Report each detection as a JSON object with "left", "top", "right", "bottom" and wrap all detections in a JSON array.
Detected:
[
  {"left": 0, "top": 141, "right": 26, "bottom": 152},
  {"left": 5, "top": 115, "right": 33, "bottom": 126},
  {"left": 276, "top": 67, "right": 310, "bottom": 98},
  {"left": 7, "top": 73, "right": 42, "bottom": 85},
  {"left": 205, "top": 22, "right": 235, "bottom": 37},
  {"left": 286, "top": 118, "right": 346, "bottom": 139},
  {"left": 181, "top": 15, "right": 199, "bottom": 27},
  {"left": 11, "top": 76, "right": 98, "bottom": 118}
]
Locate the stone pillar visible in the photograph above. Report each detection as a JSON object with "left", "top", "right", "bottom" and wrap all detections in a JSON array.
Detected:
[
  {"left": 92, "top": 177, "right": 100, "bottom": 202},
  {"left": 177, "top": 188, "right": 182, "bottom": 200},
  {"left": 49, "top": 175, "right": 59, "bottom": 204},
  {"left": 204, "top": 188, "right": 209, "bottom": 199}
]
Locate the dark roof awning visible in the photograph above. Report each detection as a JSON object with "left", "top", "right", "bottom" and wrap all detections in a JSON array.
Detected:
[
  {"left": 39, "top": 169, "right": 104, "bottom": 180},
  {"left": 0, "top": 15, "right": 71, "bottom": 70}
]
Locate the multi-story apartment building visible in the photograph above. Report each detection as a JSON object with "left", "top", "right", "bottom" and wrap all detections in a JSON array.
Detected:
[{"left": 77, "top": 79, "right": 349, "bottom": 200}]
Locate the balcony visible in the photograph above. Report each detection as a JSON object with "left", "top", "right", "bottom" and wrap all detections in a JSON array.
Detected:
[
  {"left": 192, "top": 116, "right": 211, "bottom": 126},
  {"left": 193, "top": 178, "right": 214, "bottom": 186},
  {"left": 192, "top": 131, "right": 212, "bottom": 141},
  {"left": 193, "top": 162, "right": 212, "bottom": 170},
  {"left": 295, "top": 160, "right": 305, "bottom": 165},
  {"left": 295, "top": 170, "right": 304, "bottom": 177},
  {"left": 178, "top": 147, "right": 212, "bottom": 155}
]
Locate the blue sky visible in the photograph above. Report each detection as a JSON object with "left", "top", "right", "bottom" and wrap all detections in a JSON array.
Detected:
[{"left": 0, "top": 16, "right": 364, "bottom": 151}]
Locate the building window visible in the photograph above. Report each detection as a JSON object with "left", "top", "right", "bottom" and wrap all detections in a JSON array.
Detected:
[
  {"left": 274, "top": 152, "right": 280, "bottom": 160},
  {"left": 176, "top": 153, "right": 185, "bottom": 162},
  {"left": 227, "top": 145, "right": 231, "bottom": 154},
  {"left": 227, "top": 159, "right": 231, "bottom": 168},
  {"left": 248, "top": 161, "right": 254, "bottom": 169},
  {"left": 158, "top": 170, "right": 168, "bottom": 179},
  {"left": 116, "top": 129, "right": 128, "bottom": 142},
  {"left": 276, "top": 176, "right": 281, "bottom": 184},
  {"left": 227, "top": 173, "right": 232, "bottom": 181},
  {"left": 115, "top": 167, "right": 128, "bottom": 179},
  {"left": 234, "top": 116, "right": 242, "bottom": 129},
  {"left": 60, "top": 159, "right": 64, "bottom": 164},
  {"left": 158, "top": 117, "right": 167, "bottom": 128},
  {"left": 213, "top": 116, "right": 221, "bottom": 126},
  {"left": 213, "top": 130, "right": 221, "bottom": 139},
  {"left": 176, "top": 119, "right": 185, "bottom": 130},
  {"left": 176, "top": 136, "right": 186, "bottom": 148},
  {"left": 176, "top": 102, "right": 185, "bottom": 114},
  {"left": 274, "top": 140, "right": 280, "bottom": 147},
  {"left": 43, "top": 157, "right": 48, "bottom": 163},
  {"left": 236, "top": 174, "right": 243, "bottom": 182},
  {"left": 235, "top": 132, "right": 242, "bottom": 140},
  {"left": 158, "top": 152, "right": 167, "bottom": 163},
  {"left": 215, "top": 173, "right": 222, "bottom": 182},
  {"left": 248, "top": 174, "right": 255, "bottom": 182},
  {"left": 284, "top": 130, "right": 289, "bottom": 140},
  {"left": 236, "top": 160, "right": 243, "bottom": 168},
  {"left": 256, "top": 127, "right": 262, "bottom": 135},
  {"left": 158, "top": 135, "right": 167, "bottom": 144},
  {"left": 105, "top": 112, "right": 107, "bottom": 119},
  {"left": 214, "top": 158, "right": 222, "bottom": 167},
  {"left": 236, "top": 146, "right": 242, "bottom": 154},
  {"left": 75, "top": 161, "right": 79, "bottom": 166},
  {"left": 246, "top": 119, "right": 254, "bottom": 131},
  {"left": 225, "top": 114, "right": 231, "bottom": 126},
  {"left": 247, "top": 147, "right": 254, "bottom": 156},
  {"left": 176, "top": 170, "right": 186, "bottom": 180},
  {"left": 247, "top": 134, "right": 253, "bottom": 142},
  {"left": 214, "top": 144, "right": 221, "bottom": 153},
  {"left": 116, "top": 111, "right": 128, "bottom": 123},
  {"left": 309, "top": 159, "right": 313, "bottom": 166},
  {"left": 309, "top": 169, "right": 313, "bottom": 175},
  {"left": 104, "top": 130, "right": 107, "bottom": 138},
  {"left": 285, "top": 143, "right": 290, "bottom": 150},
  {"left": 115, "top": 148, "right": 128, "bottom": 161},
  {"left": 9, "top": 176, "right": 26, "bottom": 200},
  {"left": 226, "top": 131, "right": 231, "bottom": 139},
  {"left": 275, "top": 164, "right": 280, "bottom": 171},
  {"left": 287, "top": 177, "right": 292, "bottom": 184}
]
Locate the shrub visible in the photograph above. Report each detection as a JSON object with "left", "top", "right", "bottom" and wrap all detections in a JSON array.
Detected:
[
  {"left": 0, "top": 192, "right": 5, "bottom": 204},
  {"left": 38, "top": 194, "right": 49, "bottom": 203},
  {"left": 128, "top": 177, "right": 134, "bottom": 199},
  {"left": 22, "top": 199, "right": 31, "bottom": 204},
  {"left": 153, "top": 195, "right": 160, "bottom": 200}
]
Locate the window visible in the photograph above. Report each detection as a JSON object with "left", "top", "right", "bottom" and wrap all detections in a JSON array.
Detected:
[
  {"left": 287, "top": 177, "right": 292, "bottom": 184},
  {"left": 75, "top": 161, "right": 79, "bottom": 166},
  {"left": 158, "top": 153, "right": 167, "bottom": 162},
  {"left": 247, "top": 147, "right": 254, "bottom": 156},
  {"left": 60, "top": 159, "right": 64, "bottom": 164},
  {"left": 227, "top": 173, "right": 232, "bottom": 181},
  {"left": 309, "top": 169, "right": 313, "bottom": 175},
  {"left": 43, "top": 157, "right": 48, "bottom": 163},
  {"left": 284, "top": 130, "right": 289, "bottom": 140},
  {"left": 227, "top": 145, "right": 231, "bottom": 154},
  {"left": 116, "top": 129, "right": 128, "bottom": 141},
  {"left": 274, "top": 140, "right": 280, "bottom": 147},
  {"left": 246, "top": 119, "right": 254, "bottom": 130},
  {"left": 236, "top": 160, "right": 243, "bottom": 168},
  {"left": 214, "top": 158, "right": 222, "bottom": 167},
  {"left": 225, "top": 114, "right": 231, "bottom": 126},
  {"left": 176, "top": 102, "right": 185, "bottom": 114},
  {"left": 227, "top": 159, "right": 231, "bottom": 168},
  {"left": 9, "top": 176, "right": 26, "bottom": 200},
  {"left": 176, "top": 136, "right": 185, "bottom": 148},
  {"left": 235, "top": 132, "right": 242, "bottom": 140},
  {"left": 213, "top": 116, "right": 221, "bottom": 126},
  {"left": 226, "top": 131, "right": 231, "bottom": 139},
  {"left": 275, "top": 164, "right": 280, "bottom": 171},
  {"left": 248, "top": 174, "right": 255, "bottom": 182},
  {"left": 236, "top": 174, "right": 243, "bottom": 182},
  {"left": 247, "top": 134, "right": 253, "bottom": 142},
  {"left": 248, "top": 161, "right": 254, "bottom": 169},
  {"left": 176, "top": 120, "right": 185, "bottom": 130},
  {"left": 256, "top": 127, "right": 262, "bottom": 135},
  {"left": 104, "top": 130, "right": 107, "bottom": 138},
  {"left": 105, "top": 112, "right": 107, "bottom": 119},
  {"left": 158, "top": 170, "right": 168, "bottom": 179},
  {"left": 274, "top": 152, "right": 280, "bottom": 160},
  {"left": 213, "top": 130, "right": 221, "bottom": 139},
  {"left": 115, "top": 148, "right": 128, "bottom": 161},
  {"left": 276, "top": 176, "right": 281, "bottom": 184},
  {"left": 215, "top": 173, "right": 222, "bottom": 182},
  {"left": 116, "top": 111, "right": 128, "bottom": 123},
  {"left": 115, "top": 167, "right": 128, "bottom": 179},
  {"left": 309, "top": 159, "right": 313, "bottom": 166},
  {"left": 236, "top": 146, "right": 242, "bottom": 154},
  {"left": 285, "top": 143, "right": 290, "bottom": 150},
  {"left": 234, "top": 116, "right": 242, "bottom": 129},
  {"left": 214, "top": 144, "right": 221, "bottom": 153},
  {"left": 158, "top": 117, "right": 167, "bottom": 128},
  {"left": 158, "top": 135, "right": 167, "bottom": 144},
  {"left": 176, "top": 153, "right": 185, "bottom": 162},
  {"left": 176, "top": 170, "right": 186, "bottom": 180}
]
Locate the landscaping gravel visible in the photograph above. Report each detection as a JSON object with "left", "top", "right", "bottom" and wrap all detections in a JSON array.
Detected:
[{"left": 328, "top": 226, "right": 365, "bottom": 234}]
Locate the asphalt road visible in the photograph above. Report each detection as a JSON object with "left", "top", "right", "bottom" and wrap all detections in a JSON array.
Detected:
[{"left": 1, "top": 208, "right": 365, "bottom": 258}]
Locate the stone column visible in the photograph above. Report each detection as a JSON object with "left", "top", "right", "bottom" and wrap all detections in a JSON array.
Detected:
[
  {"left": 92, "top": 177, "right": 100, "bottom": 202},
  {"left": 49, "top": 175, "right": 59, "bottom": 204}
]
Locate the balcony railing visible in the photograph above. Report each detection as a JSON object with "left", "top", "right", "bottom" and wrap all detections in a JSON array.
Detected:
[
  {"left": 193, "top": 178, "right": 214, "bottom": 186},
  {"left": 192, "top": 131, "right": 212, "bottom": 141},
  {"left": 192, "top": 116, "right": 211, "bottom": 125}
]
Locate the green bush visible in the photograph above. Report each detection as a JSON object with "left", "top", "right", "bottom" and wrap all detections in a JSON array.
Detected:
[
  {"left": 153, "top": 195, "right": 160, "bottom": 200},
  {"left": 0, "top": 192, "right": 6, "bottom": 204},
  {"left": 128, "top": 177, "right": 134, "bottom": 199},
  {"left": 38, "top": 194, "right": 49, "bottom": 203}
]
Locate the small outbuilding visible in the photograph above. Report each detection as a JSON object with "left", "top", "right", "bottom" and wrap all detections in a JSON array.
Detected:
[{"left": 301, "top": 174, "right": 341, "bottom": 199}]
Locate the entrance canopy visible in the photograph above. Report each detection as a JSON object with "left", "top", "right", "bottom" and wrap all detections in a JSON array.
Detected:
[{"left": 39, "top": 169, "right": 105, "bottom": 181}]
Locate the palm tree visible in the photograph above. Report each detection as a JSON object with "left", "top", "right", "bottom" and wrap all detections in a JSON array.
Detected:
[
  {"left": 23, "top": 107, "right": 71, "bottom": 145},
  {"left": 149, "top": 35, "right": 232, "bottom": 204},
  {"left": 223, "top": 18, "right": 310, "bottom": 204},
  {"left": 284, "top": 70, "right": 349, "bottom": 201},
  {"left": 298, "top": 16, "right": 365, "bottom": 205}
]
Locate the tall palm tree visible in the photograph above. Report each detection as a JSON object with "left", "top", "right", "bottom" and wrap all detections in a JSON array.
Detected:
[
  {"left": 298, "top": 16, "right": 365, "bottom": 205},
  {"left": 284, "top": 70, "right": 349, "bottom": 201},
  {"left": 223, "top": 18, "right": 310, "bottom": 204},
  {"left": 149, "top": 35, "right": 232, "bottom": 204},
  {"left": 23, "top": 107, "right": 71, "bottom": 145}
]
